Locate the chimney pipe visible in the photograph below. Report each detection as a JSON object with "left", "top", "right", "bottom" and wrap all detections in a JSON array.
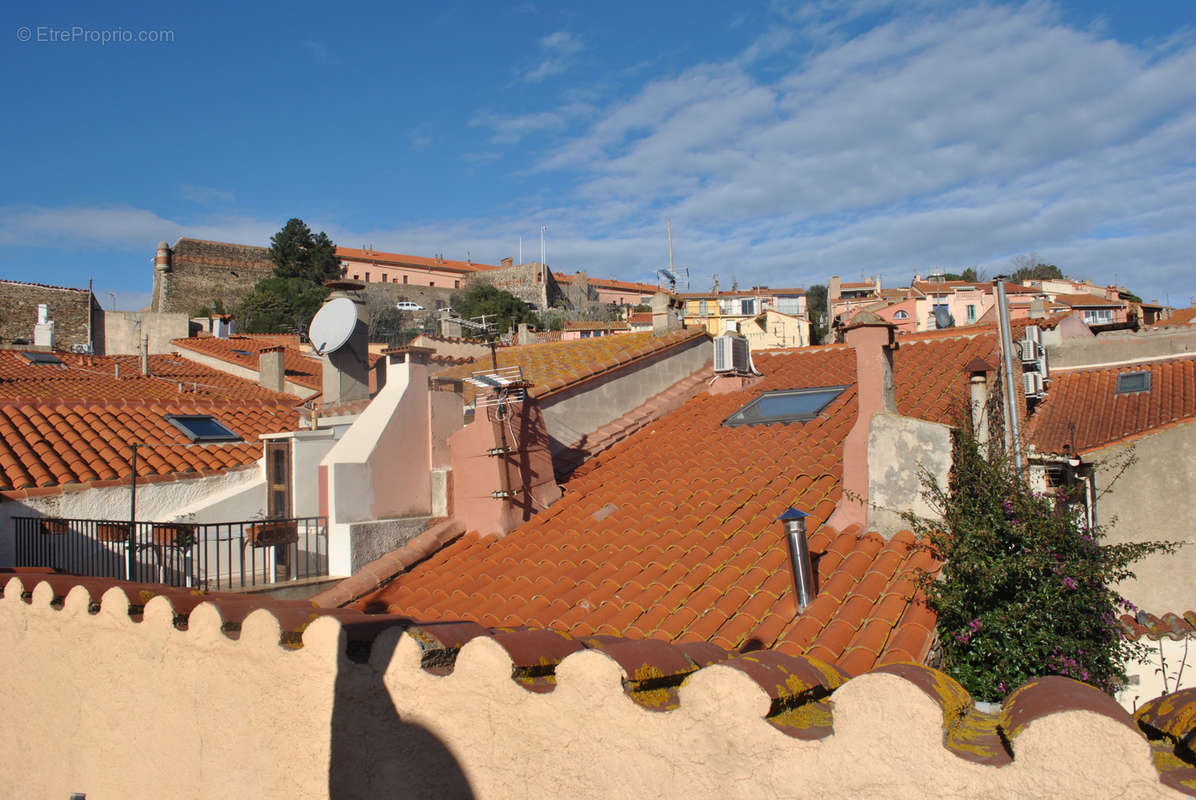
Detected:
[
  {"left": 140, "top": 334, "right": 149, "bottom": 376},
  {"left": 780, "top": 508, "right": 814, "bottom": 612}
]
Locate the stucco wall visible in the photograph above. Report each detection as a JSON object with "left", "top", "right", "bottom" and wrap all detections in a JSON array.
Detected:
[
  {"left": 867, "top": 411, "right": 952, "bottom": 538},
  {"left": 540, "top": 335, "right": 710, "bottom": 453},
  {"left": 0, "top": 576, "right": 1183, "bottom": 799},
  {"left": 1089, "top": 421, "right": 1196, "bottom": 614},
  {"left": 348, "top": 516, "right": 431, "bottom": 574},
  {"left": 1120, "top": 637, "right": 1195, "bottom": 713},
  {"left": 1047, "top": 328, "right": 1196, "bottom": 370},
  {"left": 100, "top": 309, "right": 191, "bottom": 355}
]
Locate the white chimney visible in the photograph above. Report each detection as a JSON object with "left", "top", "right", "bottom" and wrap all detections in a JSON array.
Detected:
[{"left": 33, "top": 304, "right": 55, "bottom": 348}]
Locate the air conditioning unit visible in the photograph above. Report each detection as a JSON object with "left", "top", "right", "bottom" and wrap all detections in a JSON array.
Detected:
[
  {"left": 1020, "top": 340, "right": 1040, "bottom": 363},
  {"left": 1023, "top": 371, "right": 1044, "bottom": 397},
  {"left": 714, "top": 333, "right": 751, "bottom": 374}
]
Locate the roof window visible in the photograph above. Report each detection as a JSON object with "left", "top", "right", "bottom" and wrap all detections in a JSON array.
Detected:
[
  {"left": 165, "top": 414, "right": 241, "bottom": 442},
  {"left": 723, "top": 385, "right": 848, "bottom": 427},
  {"left": 231, "top": 349, "right": 255, "bottom": 357},
  {"left": 22, "top": 351, "right": 63, "bottom": 365},
  {"left": 1115, "top": 371, "right": 1151, "bottom": 395}
]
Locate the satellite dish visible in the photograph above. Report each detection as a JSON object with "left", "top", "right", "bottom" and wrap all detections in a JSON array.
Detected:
[
  {"left": 934, "top": 306, "right": 955, "bottom": 329},
  {"left": 308, "top": 297, "right": 358, "bottom": 355}
]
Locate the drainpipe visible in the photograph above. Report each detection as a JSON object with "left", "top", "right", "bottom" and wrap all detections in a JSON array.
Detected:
[
  {"left": 994, "top": 279, "right": 1023, "bottom": 470},
  {"left": 780, "top": 507, "right": 814, "bottom": 612}
]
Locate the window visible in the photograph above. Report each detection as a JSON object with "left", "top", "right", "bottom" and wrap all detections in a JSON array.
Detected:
[
  {"left": 723, "top": 385, "right": 848, "bottom": 427},
  {"left": 454, "top": 280, "right": 460, "bottom": 288},
  {"left": 403, "top": 275, "right": 408, "bottom": 284},
  {"left": 966, "top": 304, "right": 976, "bottom": 323},
  {"left": 381, "top": 274, "right": 388, "bottom": 283},
  {"left": 1083, "top": 309, "right": 1114, "bottom": 325},
  {"left": 699, "top": 300, "right": 708, "bottom": 316},
  {"left": 430, "top": 281, "right": 435, "bottom": 287},
  {"left": 231, "top": 349, "right": 254, "bottom": 357},
  {"left": 893, "top": 310, "right": 909, "bottom": 320},
  {"left": 741, "top": 299, "right": 756, "bottom": 315},
  {"left": 364, "top": 271, "right": 370, "bottom": 282},
  {"left": 22, "top": 351, "right": 63, "bottom": 364},
  {"left": 1115, "top": 371, "right": 1151, "bottom": 395},
  {"left": 165, "top": 414, "right": 240, "bottom": 442}
]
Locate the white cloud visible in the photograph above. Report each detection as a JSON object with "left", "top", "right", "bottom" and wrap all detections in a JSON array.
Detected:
[
  {"left": 522, "top": 30, "right": 584, "bottom": 83},
  {"left": 0, "top": 206, "right": 281, "bottom": 250}
]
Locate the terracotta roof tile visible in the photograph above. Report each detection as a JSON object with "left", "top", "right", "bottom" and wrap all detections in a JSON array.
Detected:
[
  {"left": 171, "top": 334, "right": 324, "bottom": 392},
  {"left": 432, "top": 329, "right": 706, "bottom": 404},
  {"left": 0, "top": 350, "right": 300, "bottom": 494},
  {"left": 1025, "top": 355, "right": 1196, "bottom": 454},
  {"left": 352, "top": 335, "right": 994, "bottom": 675}
]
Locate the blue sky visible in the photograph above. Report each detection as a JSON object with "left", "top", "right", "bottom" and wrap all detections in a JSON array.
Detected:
[{"left": 2, "top": 0, "right": 1194, "bottom": 309}]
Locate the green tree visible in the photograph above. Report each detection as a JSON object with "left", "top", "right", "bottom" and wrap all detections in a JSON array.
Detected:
[
  {"left": 450, "top": 284, "right": 537, "bottom": 335},
  {"left": 268, "top": 218, "right": 341, "bottom": 282},
  {"left": 940, "top": 267, "right": 982, "bottom": 282},
  {"left": 1010, "top": 254, "right": 1063, "bottom": 283},
  {"left": 806, "top": 284, "right": 828, "bottom": 344},
  {"left": 907, "top": 401, "right": 1178, "bottom": 701},
  {"left": 236, "top": 276, "right": 330, "bottom": 334},
  {"left": 236, "top": 219, "right": 340, "bottom": 333}
]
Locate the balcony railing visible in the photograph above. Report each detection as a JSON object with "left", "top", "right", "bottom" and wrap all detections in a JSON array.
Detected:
[{"left": 12, "top": 516, "right": 328, "bottom": 591}]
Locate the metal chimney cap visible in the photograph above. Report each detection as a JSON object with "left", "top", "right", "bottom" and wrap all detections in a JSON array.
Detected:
[{"left": 778, "top": 507, "right": 810, "bottom": 522}]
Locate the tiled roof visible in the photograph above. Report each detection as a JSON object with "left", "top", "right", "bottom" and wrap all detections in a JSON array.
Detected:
[
  {"left": 432, "top": 329, "right": 706, "bottom": 404},
  {"left": 890, "top": 332, "right": 1001, "bottom": 425},
  {"left": 0, "top": 350, "right": 299, "bottom": 405},
  {"left": 627, "top": 312, "right": 653, "bottom": 325},
  {"left": 357, "top": 343, "right": 989, "bottom": 675},
  {"left": 1052, "top": 292, "right": 1124, "bottom": 308},
  {"left": 0, "top": 397, "right": 297, "bottom": 495},
  {"left": 335, "top": 246, "right": 498, "bottom": 273},
  {"left": 554, "top": 273, "right": 660, "bottom": 293},
  {"left": 564, "top": 321, "right": 630, "bottom": 331},
  {"left": 677, "top": 288, "right": 807, "bottom": 299},
  {"left": 1120, "top": 611, "right": 1196, "bottom": 640},
  {"left": 171, "top": 335, "right": 325, "bottom": 392},
  {"left": 0, "top": 279, "right": 92, "bottom": 293},
  {"left": 1148, "top": 306, "right": 1196, "bottom": 328},
  {"left": 1025, "top": 356, "right": 1196, "bottom": 454}
]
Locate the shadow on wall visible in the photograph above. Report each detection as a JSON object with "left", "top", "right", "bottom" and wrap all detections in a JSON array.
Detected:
[{"left": 329, "top": 624, "right": 476, "bottom": 799}]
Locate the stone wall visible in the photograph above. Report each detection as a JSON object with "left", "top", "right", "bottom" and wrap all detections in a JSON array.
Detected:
[
  {"left": 0, "top": 573, "right": 1188, "bottom": 799},
  {"left": 466, "top": 261, "right": 566, "bottom": 308},
  {"left": 152, "top": 238, "right": 273, "bottom": 315},
  {"left": 0, "top": 280, "right": 98, "bottom": 350},
  {"left": 867, "top": 411, "right": 952, "bottom": 538}
]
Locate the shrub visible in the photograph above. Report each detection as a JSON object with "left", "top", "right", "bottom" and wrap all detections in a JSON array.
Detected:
[{"left": 906, "top": 399, "right": 1178, "bottom": 701}]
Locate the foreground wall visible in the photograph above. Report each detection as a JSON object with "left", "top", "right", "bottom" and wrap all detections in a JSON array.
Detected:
[
  {"left": 2, "top": 574, "right": 1191, "bottom": 800},
  {"left": 1092, "top": 421, "right": 1196, "bottom": 614}
]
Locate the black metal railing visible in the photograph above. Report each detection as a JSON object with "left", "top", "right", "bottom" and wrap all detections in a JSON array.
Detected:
[{"left": 12, "top": 516, "right": 328, "bottom": 591}]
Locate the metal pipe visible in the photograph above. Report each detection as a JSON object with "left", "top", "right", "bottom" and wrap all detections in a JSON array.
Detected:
[
  {"left": 780, "top": 508, "right": 814, "bottom": 612},
  {"left": 127, "top": 443, "right": 137, "bottom": 580},
  {"left": 994, "top": 279, "right": 1023, "bottom": 470}
]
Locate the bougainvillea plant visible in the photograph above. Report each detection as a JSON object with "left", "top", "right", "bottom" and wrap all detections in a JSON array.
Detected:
[{"left": 905, "top": 396, "right": 1178, "bottom": 703}]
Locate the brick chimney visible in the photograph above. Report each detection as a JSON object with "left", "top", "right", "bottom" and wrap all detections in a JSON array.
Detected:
[
  {"left": 259, "top": 345, "right": 286, "bottom": 393},
  {"left": 826, "top": 311, "right": 897, "bottom": 532}
]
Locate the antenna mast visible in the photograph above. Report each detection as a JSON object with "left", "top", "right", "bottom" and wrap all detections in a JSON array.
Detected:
[{"left": 668, "top": 218, "right": 674, "bottom": 272}]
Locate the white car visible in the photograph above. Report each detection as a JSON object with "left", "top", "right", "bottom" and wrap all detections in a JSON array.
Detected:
[{"left": 395, "top": 301, "right": 424, "bottom": 311}]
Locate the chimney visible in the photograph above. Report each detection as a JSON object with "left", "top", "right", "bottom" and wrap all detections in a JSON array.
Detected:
[
  {"left": 828, "top": 276, "right": 841, "bottom": 303},
  {"left": 33, "top": 304, "right": 55, "bottom": 348},
  {"left": 140, "top": 334, "right": 149, "bottom": 377},
  {"left": 826, "top": 311, "right": 897, "bottom": 532},
  {"left": 212, "top": 315, "right": 233, "bottom": 339},
  {"left": 874, "top": 274, "right": 882, "bottom": 293},
  {"left": 965, "top": 357, "right": 993, "bottom": 448},
  {"left": 319, "top": 280, "right": 370, "bottom": 407},
  {"left": 780, "top": 508, "right": 815, "bottom": 612},
  {"left": 649, "top": 292, "right": 681, "bottom": 336},
  {"left": 517, "top": 323, "right": 535, "bottom": 345},
  {"left": 259, "top": 345, "right": 286, "bottom": 393}
]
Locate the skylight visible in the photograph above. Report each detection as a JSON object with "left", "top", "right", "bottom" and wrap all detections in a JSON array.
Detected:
[
  {"left": 231, "top": 349, "right": 255, "bottom": 357},
  {"left": 723, "top": 385, "right": 848, "bottom": 427},
  {"left": 1115, "top": 371, "right": 1151, "bottom": 395},
  {"left": 22, "top": 351, "right": 63, "bottom": 365},
  {"left": 165, "top": 414, "right": 241, "bottom": 442}
]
